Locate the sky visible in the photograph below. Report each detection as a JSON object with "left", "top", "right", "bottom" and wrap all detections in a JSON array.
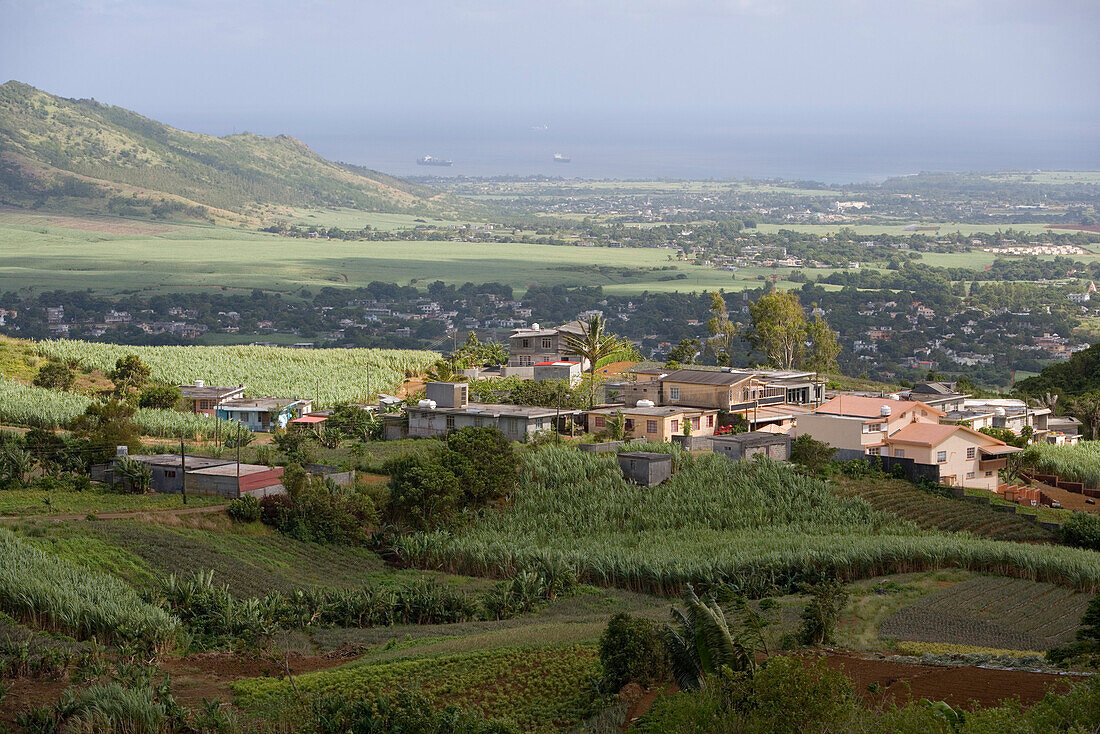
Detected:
[{"left": 2, "top": 0, "right": 1098, "bottom": 178}]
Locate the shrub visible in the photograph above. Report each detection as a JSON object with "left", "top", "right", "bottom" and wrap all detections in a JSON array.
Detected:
[
  {"left": 598, "top": 613, "right": 668, "bottom": 693},
  {"left": 260, "top": 480, "right": 377, "bottom": 544},
  {"left": 798, "top": 579, "right": 849, "bottom": 646},
  {"left": 386, "top": 456, "right": 462, "bottom": 530},
  {"left": 33, "top": 361, "right": 74, "bottom": 391},
  {"left": 137, "top": 385, "right": 181, "bottom": 410},
  {"left": 227, "top": 495, "right": 261, "bottom": 523},
  {"left": 1059, "top": 512, "right": 1100, "bottom": 551},
  {"left": 790, "top": 434, "right": 836, "bottom": 476},
  {"left": 307, "top": 688, "right": 521, "bottom": 734},
  {"left": 443, "top": 426, "right": 517, "bottom": 506}
]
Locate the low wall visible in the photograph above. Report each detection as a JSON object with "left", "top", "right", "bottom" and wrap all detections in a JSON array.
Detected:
[{"left": 579, "top": 441, "right": 624, "bottom": 453}]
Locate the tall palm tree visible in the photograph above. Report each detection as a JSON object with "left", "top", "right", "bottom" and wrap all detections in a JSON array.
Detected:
[
  {"left": 115, "top": 455, "right": 152, "bottom": 493},
  {"left": 561, "top": 315, "right": 630, "bottom": 409},
  {"left": 0, "top": 446, "right": 36, "bottom": 486}
]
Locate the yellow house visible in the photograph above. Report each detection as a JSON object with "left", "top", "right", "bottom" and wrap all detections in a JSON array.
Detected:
[
  {"left": 881, "top": 422, "right": 1018, "bottom": 490},
  {"left": 585, "top": 405, "right": 719, "bottom": 442}
]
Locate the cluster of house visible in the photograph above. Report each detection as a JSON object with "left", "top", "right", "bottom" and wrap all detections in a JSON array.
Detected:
[{"left": 384, "top": 323, "right": 1085, "bottom": 492}]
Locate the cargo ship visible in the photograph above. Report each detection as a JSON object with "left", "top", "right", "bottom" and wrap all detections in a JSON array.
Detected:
[
  {"left": 416, "top": 155, "right": 453, "bottom": 167},
  {"left": 553, "top": 153, "right": 571, "bottom": 163}
]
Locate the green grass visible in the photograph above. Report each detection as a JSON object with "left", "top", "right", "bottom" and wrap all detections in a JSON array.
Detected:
[
  {"left": 0, "top": 489, "right": 225, "bottom": 517},
  {"left": 397, "top": 446, "right": 1100, "bottom": 596},
  {"left": 753, "top": 222, "right": 1066, "bottom": 237},
  {"left": 284, "top": 207, "right": 482, "bottom": 232},
  {"left": 0, "top": 210, "right": 822, "bottom": 297},
  {"left": 233, "top": 644, "right": 601, "bottom": 732}
]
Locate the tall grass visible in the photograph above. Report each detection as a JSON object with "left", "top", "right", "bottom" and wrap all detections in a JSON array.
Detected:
[
  {"left": 1023, "top": 442, "right": 1100, "bottom": 488},
  {"left": 395, "top": 446, "right": 1100, "bottom": 596},
  {"left": 38, "top": 340, "right": 439, "bottom": 405},
  {"left": 0, "top": 377, "right": 228, "bottom": 439},
  {"left": 0, "top": 528, "right": 179, "bottom": 650}
]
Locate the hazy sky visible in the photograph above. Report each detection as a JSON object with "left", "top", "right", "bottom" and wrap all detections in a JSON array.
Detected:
[{"left": 2, "top": 0, "right": 1097, "bottom": 177}]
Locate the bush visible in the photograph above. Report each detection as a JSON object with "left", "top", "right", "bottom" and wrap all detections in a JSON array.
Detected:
[
  {"left": 790, "top": 434, "right": 836, "bottom": 476},
  {"left": 798, "top": 579, "right": 849, "bottom": 646},
  {"left": 227, "top": 495, "right": 261, "bottom": 523},
  {"left": 1059, "top": 512, "right": 1100, "bottom": 551},
  {"left": 386, "top": 456, "right": 462, "bottom": 530},
  {"left": 137, "top": 384, "right": 181, "bottom": 410},
  {"left": 33, "top": 361, "right": 74, "bottom": 391},
  {"left": 260, "top": 479, "right": 377, "bottom": 544},
  {"left": 598, "top": 613, "right": 668, "bottom": 693},
  {"left": 444, "top": 426, "right": 517, "bottom": 506},
  {"left": 306, "top": 687, "right": 520, "bottom": 734}
]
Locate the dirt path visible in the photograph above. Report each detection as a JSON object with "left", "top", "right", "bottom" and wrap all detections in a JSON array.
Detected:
[
  {"left": 1028, "top": 480, "right": 1100, "bottom": 514},
  {"left": 0, "top": 504, "right": 228, "bottom": 523}
]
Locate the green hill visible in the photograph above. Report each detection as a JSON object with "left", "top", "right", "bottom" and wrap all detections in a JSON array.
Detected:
[{"left": 0, "top": 80, "right": 450, "bottom": 223}]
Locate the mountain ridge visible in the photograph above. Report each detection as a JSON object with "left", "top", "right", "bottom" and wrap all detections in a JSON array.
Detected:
[{"left": 0, "top": 80, "right": 453, "bottom": 224}]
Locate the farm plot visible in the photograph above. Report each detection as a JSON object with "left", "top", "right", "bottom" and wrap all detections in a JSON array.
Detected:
[
  {"left": 880, "top": 576, "right": 1092, "bottom": 651},
  {"left": 28, "top": 519, "right": 392, "bottom": 597},
  {"left": 37, "top": 341, "right": 438, "bottom": 406},
  {"left": 396, "top": 447, "right": 1100, "bottom": 597},
  {"left": 233, "top": 644, "right": 601, "bottom": 732},
  {"left": 833, "top": 476, "right": 1054, "bottom": 542}
]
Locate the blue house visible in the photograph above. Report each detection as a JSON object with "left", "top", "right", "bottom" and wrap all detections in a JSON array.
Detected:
[{"left": 217, "top": 397, "right": 313, "bottom": 432}]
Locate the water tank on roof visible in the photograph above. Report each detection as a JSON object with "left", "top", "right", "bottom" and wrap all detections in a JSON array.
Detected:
[
  {"left": 195, "top": 379, "right": 205, "bottom": 388},
  {"left": 720, "top": 366, "right": 732, "bottom": 372},
  {"left": 637, "top": 400, "right": 656, "bottom": 408},
  {"left": 417, "top": 399, "right": 437, "bottom": 409},
  {"left": 880, "top": 405, "right": 892, "bottom": 417},
  {"left": 995, "top": 407, "right": 1007, "bottom": 416},
  {"left": 531, "top": 323, "right": 540, "bottom": 331}
]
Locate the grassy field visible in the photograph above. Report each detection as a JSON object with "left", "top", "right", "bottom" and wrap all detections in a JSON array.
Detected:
[
  {"left": 0, "top": 489, "right": 225, "bottom": 517},
  {"left": 753, "top": 222, "right": 1065, "bottom": 237},
  {"left": 879, "top": 576, "right": 1092, "bottom": 651},
  {"left": 283, "top": 207, "right": 482, "bottom": 231},
  {"left": 0, "top": 210, "right": 766, "bottom": 296}
]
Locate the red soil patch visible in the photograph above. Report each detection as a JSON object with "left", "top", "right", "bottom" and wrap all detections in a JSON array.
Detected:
[
  {"left": 0, "top": 679, "right": 69, "bottom": 724},
  {"left": 162, "top": 648, "right": 357, "bottom": 706},
  {"left": 823, "top": 652, "right": 1083, "bottom": 710}
]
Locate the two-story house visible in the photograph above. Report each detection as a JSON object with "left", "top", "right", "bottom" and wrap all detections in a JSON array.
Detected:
[
  {"left": 180, "top": 381, "right": 246, "bottom": 416},
  {"left": 506, "top": 322, "right": 589, "bottom": 376}
]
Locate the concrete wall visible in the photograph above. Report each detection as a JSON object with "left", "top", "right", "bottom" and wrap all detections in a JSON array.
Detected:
[{"left": 793, "top": 413, "right": 874, "bottom": 452}]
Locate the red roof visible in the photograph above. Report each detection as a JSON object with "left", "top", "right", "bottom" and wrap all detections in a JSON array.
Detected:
[{"left": 288, "top": 415, "right": 327, "bottom": 424}]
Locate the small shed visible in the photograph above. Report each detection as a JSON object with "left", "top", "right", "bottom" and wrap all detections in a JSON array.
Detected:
[
  {"left": 618, "top": 451, "right": 674, "bottom": 487},
  {"left": 711, "top": 432, "right": 791, "bottom": 462}
]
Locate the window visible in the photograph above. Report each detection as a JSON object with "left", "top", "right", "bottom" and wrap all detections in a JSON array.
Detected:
[
  {"left": 894, "top": 449, "right": 905, "bottom": 458},
  {"left": 445, "top": 415, "right": 455, "bottom": 431},
  {"left": 669, "top": 386, "right": 681, "bottom": 400},
  {"left": 867, "top": 447, "right": 880, "bottom": 456},
  {"left": 594, "top": 416, "right": 606, "bottom": 428},
  {"left": 707, "top": 415, "right": 714, "bottom": 428},
  {"left": 646, "top": 420, "right": 658, "bottom": 433},
  {"left": 521, "top": 338, "right": 530, "bottom": 348},
  {"left": 671, "top": 419, "right": 679, "bottom": 432},
  {"left": 624, "top": 419, "right": 635, "bottom": 432},
  {"left": 691, "top": 417, "right": 700, "bottom": 430},
  {"left": 541, "top": 337, "right": 552, "bottom": 349},
  {"left": 937, "top": 450, "right": 947, "bottom": 463},
  {"left": 966, "top": 472, "right": 976, "bottom": 479},
  {"left": 165, "top": 470, "right": 176, "bottom": 478},
  {"left": 985, "top": 471, "right": 993, "bottom": 477},
  {"left": 966, "top": 447, "right": 976, "bottom": 460}
]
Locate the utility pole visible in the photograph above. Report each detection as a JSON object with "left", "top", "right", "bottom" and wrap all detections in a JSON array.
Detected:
[
  {"left": 179, "top": 437, "right": 188, "bottom": 505},
  {"left": 236, "top": 424, "right": 241, "bottom": 480}
]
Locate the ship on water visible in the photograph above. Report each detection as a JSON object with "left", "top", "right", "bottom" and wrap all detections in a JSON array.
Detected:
[
  {"left": 416, "top": 155, "right": 453, "bottom": 167},
  {"left": 553, "top": 153, "right": 571, "bottom": 163}
]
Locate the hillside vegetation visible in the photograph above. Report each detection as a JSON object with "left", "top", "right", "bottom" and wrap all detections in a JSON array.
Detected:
[
  {"left": 0, "top": 81, "right": 452, "bottom": 221},
  {"left": 397, "top": 445, "right": 1100, "bottom": 595}
]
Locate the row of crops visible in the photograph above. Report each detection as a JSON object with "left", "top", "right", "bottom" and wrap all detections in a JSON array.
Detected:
[
  {"left": 395, "top": 446, "right": 1100, "bottom": 596},
  {"left": 1022, "top": 442, "right": 1100, "bottom": 488},
  {"left": 0, "top": 528, "right": 178, "bottom": 650},
  {"left": 0, "top": 378, "right": 228, "bottom": 439},
  {"left": 37, "top": 340, "right": 440, "bottom": 405},
  {"left": 233, "top": 645, "right": 600, "bottom": 732},
  {"left": 833, "top": 477, "right": 1054, "bottom": 542}
]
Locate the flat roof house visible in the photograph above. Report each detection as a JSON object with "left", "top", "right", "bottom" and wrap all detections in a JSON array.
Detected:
[
  {"left": 711, "top": 432, "right": 791, "bottom": 462},
  {"left": 904, "top": 381, "right": 969, "bottom": 413},
  {"left": 506, "top": 322, "right": 589, "bottom": 375},
  {"left": 180, "top": 381, "right": 246, "bottom": 416},
  {"left": 217, "top": 397, "right": 313, "bottom": 432},
  {"left": 584, "top": 405, "right": 718, "bottom": 443},
  {"left": 94, "top": 453, "right": 285, "bottom": 499},
  {"left": 405, "top": 382, "right": 580, "bottom": 442}
]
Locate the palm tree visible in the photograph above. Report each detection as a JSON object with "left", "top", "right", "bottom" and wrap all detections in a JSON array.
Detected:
[
  {"left": 0, "top": 446, "right": 36, "bottom": 486},
  {"left": 114, "top": 455, "right": 152, "bottom": 493},
  {"left": 662, "top": 585, "right": 755, "bottom": 691},
  {"left": 561, "top": 315, "right": 630, "bottom": 409}
]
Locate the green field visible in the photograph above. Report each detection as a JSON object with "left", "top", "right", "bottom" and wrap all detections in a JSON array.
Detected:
[
  {"left": 753, "top": 222, "right": 1066, "bottom": 237},
  {"left": 0, "top": 210, "right": 814, "bottom": 296},
  {"left": 284, "top": 207, "right": 482, "bottom": 232}
]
